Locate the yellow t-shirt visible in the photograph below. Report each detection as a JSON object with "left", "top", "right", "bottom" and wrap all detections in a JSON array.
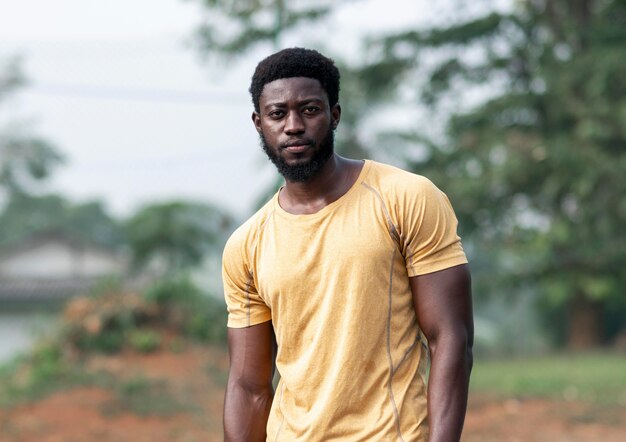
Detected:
[{"left": 222, "top": 160, "right": 467, "bottom": 441}]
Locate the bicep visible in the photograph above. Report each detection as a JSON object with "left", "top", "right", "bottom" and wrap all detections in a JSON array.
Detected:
[
  {"left": 410, "top": 264, "right": 473, "bottom": 346},
  {"left": 228, "top": 321, "right": 276, "bottom": 391}
]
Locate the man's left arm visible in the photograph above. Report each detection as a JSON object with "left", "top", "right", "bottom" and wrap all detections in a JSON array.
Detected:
[{"left": 410, "top": 263, "right": 473, "bottom": 442}]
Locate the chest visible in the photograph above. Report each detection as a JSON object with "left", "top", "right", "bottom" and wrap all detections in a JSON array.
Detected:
[{"left": 254, "top": 202, "right": 400, "bottom": 306}]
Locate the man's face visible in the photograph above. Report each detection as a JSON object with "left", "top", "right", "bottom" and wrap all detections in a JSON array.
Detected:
[{"left": 252, "top": 77, "right": 340, "bottom": 182}]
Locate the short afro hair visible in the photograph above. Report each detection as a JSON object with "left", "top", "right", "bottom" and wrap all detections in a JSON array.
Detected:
[{"left": 250, "top": 47, "right": 340, "bottom": 112}]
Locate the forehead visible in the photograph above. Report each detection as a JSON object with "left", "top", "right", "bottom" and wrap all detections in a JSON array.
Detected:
[{"left": 259, "top": 77, "right": 327, "bottom": 107}]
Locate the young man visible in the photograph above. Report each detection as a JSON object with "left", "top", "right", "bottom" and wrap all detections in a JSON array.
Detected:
[{"left": 222, "top": 47, "right": 473, "bottom": 442}]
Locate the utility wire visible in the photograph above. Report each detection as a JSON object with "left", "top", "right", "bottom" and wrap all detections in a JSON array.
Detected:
[{"left": 28, "top": 82, "right": 250, "bottom": 106}]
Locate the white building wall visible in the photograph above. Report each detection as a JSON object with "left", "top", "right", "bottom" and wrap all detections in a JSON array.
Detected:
[{"left": 0, "top": 240, "right": 124, "bottom": 279}]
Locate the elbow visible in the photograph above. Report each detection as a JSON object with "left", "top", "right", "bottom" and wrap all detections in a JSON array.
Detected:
[
  {"left": 465, "top": 337, "right": 474, "bottom": 376},
  {"left": 459, "top": 327, "right": 474, "bottom": 375},
  {"left": 229, "top": 373, "right": 273, "bottom": 399}
]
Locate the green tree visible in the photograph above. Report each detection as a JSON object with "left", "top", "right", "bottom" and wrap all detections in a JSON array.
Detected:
[
  {"left": 0, "top": 193, "right": 125, "bottom": 248},
  {"left": 0, "top": 57, "right": 63, "bottom": 198},
  {"left": 0, "top": 57, "right": 124, "bottom": 252},
  {"left": 366, "top": 0, "right": 626, "bottom": 348},
  {"left": 192, "top": 0, "right": 337, "bottom": 55},
  {"left": 126, "top": 200, "right": 233, "bottom": 273}
]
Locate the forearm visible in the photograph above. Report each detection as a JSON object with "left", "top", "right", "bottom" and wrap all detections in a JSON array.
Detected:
[
  {"left": 223, "top": 380, "right": 274, "bottom": 441},
  {"left": 427, "top": 333, "right": 473, "bottom": 442}
]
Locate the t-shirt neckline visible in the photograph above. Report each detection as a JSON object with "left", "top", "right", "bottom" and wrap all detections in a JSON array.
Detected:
[{"left": 273, "top": 159, "right": 371, "bottom": 220}]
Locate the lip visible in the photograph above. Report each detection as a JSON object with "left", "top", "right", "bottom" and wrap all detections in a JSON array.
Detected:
[
  {"left": 284, "top": 144, "right": 310, "bottom": 153},
  {"left": 282, "top": 140, "right": 312, "bottom": 153}
]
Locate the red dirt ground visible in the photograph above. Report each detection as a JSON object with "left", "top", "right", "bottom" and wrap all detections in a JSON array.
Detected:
[{"left": 1, "top": 345, "right": 625, "bottom": 441}]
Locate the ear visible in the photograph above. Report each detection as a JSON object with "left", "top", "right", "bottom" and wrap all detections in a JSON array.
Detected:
[
  {"left": 252, "top": 111, "right": 262, "bottom": 134},
  {"left": 330, "top": 103, "right": 341, "bottom": 130}
]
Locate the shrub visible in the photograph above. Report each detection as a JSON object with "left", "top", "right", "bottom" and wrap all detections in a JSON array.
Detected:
[
  {"left": 144, "top": 274, "right": 227, "bottom": 344},
  {"left": 0, "top": 339, "right": 91, "bottom": 405},
  {"left": 128, "top": 329, "right": 162, "bottom": 353},
  {"left": 60, "top": 274, "right": 228, "bottom": 354},
  {"left": 62, "top": 291, "right": 159, "bottom": 355}
]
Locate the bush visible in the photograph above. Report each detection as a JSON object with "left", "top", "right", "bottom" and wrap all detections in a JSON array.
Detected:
[
  {"left": 128, "top": 329, "right": 162, "bottom": 353},
  {"left": 144, "top": 274, "right": 227, "bottom": 344},
  {"left": 36, "top": 274, "right": 227, "bottom": 359},
  {"left": 75, "top": 329, "right": 125, "bottom": 354},
  {"left": 62, "top": 291, "right": 159, "bottom": 355},
  {"left": 0, "top": 339, "right": 91, "bottom": 405},
  {"left": 144, "top": 274, "right": 202, "bottom": 304}
]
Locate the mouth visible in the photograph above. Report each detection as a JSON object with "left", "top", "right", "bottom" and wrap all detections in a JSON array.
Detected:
[{"left": 282, "top": 140, "right": 312, "bottom": 153}]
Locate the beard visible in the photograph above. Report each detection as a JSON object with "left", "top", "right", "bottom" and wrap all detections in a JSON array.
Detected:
[{"left": 260, "top": 128, "right": 334, "bottom": 183}]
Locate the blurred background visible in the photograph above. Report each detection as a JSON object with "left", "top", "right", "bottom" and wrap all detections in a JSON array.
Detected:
[{"left": 0, "top": 0, "right": 624, "bottom": 440}]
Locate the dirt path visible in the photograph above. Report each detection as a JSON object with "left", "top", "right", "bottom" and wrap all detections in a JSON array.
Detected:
[
  {"left": 1, "top": 346, "right": 624, "bottom": 441},
  {"left": 465, "top": 394, "right": 626, "bottom": 442}
]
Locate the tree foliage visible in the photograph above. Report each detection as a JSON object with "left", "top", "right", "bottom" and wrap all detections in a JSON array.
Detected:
[
  {"left": 366, "top": 0, "right": 626, "bottom": 346},
  {"left": 126, "top": 200, "right": 233, "bottom": 273},
  {"left": 0, "top": 193, "right": 125, "bottom": 248},
  {"left": 0, "top": 57, "right": 63, "bottom": 197},
  {"left": 192, "top": 0, "right": 339, "bottom": 56}
]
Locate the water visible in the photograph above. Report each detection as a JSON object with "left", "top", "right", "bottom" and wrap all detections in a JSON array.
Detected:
[{"left": 0, "top": 312, "right": 58, "bottom": 364}]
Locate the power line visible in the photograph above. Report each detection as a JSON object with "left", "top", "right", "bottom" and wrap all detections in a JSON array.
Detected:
[{"left": 28, "top": 82, "right": 250, "bottom": 106}]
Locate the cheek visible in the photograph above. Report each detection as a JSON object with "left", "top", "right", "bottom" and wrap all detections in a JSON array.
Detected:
[{"left": 261, "top": 121, "right": 282, "bottom": 136}]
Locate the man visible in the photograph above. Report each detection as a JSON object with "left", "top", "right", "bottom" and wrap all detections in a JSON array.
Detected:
[{"left": 222, "top": 47, "right": 473, "bottom": 442}]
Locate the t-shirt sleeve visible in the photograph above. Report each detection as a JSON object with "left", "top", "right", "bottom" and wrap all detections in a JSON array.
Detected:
[
  {"left": 222, "top": 228, "right": 272, "bottom": 328},
  {"left": 397, "top": 177, "right": 468, "bottom": 277}
]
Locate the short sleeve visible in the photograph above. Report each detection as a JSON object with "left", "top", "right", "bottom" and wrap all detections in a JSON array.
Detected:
[
  {"left": 222, "top": 229, "right": 272, "bottom": 328},
  {"left": 397, "top": 177, "right": 468, "bottom": 277}
]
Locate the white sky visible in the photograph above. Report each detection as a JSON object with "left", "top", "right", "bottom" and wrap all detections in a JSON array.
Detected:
[{"left": 0, "top": 0, "right": 505, "bottom": 219}]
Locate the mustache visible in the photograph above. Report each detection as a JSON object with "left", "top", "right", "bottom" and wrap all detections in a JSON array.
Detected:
[{"left": 280, "top": 139, "right": 313, "bottom": 149}]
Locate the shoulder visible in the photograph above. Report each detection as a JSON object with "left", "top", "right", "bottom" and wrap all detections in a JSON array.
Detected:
[{"left": 363, "top": 160, "right": 442, "bottom": 202}]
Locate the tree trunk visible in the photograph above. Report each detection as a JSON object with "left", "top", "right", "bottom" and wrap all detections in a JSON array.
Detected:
[{"left": 567, "top": 295, "right": 603, "bottom": 350}]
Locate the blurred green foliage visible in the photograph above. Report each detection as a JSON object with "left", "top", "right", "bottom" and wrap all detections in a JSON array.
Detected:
[
  {"left": 125, "top": 200, "right": 233, "bottom": 273},
  {"left": 471, "top": 353, "right": 626, "bottom": 405},
  {"left": 101, "top": 375, "right": 191, "bottom": 417},
  {"left": 0, "top": 340, "right": 92, "bottom": 406},
  {"left": 128, "top": 329, "right": 162, "bottom": 353},
  {"left": 145, "top": 273, "right": 228, "bottom": 343},
  {"left": 0, "top": 193, "right": 125, "bottom": 248},
  {"left": 0, "top": 57, "right": 63, "bottom": 198},
  {"left": 368, "top": 0, "right": 626, "bottom": 347},
  {"left": 63, "top": 291, "right": 152, "bottom": 354},
  {"left": 62, "top": 274, "right": 227, "bottom": 355}
]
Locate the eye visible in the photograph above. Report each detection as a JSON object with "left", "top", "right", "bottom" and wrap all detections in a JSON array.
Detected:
[
  {"left": 303, "top": 106, "right": 320, "bottom": 114},
  {"left": 268, "top": 110, "right": 285, "bottom": 119}
]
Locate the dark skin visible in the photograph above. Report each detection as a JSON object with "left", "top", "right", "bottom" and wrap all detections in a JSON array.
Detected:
[
  {"left": 223, "top": 321, "right": 276, "bottom": 441},
  {"left": 224, "top": 76, "right": 473, "bottom": 442},
  {"left": 411, "top": 264, "right": 473, "bottom": 441}
]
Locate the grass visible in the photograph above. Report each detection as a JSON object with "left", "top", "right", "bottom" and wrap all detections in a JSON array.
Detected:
[
  {"left": 99, "top": 375, "right": 194, "bottom": 417},
  {"left": 0, "top": 342, "right": 95, "bottom": 407},
  {"left": 470, "top": 352, "right": 626, "bottom": 405}
]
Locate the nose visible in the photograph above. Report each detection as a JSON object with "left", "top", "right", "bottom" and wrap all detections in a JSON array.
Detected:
[{"left": 284, "top": 110, "right": 305, "bottom": 134}]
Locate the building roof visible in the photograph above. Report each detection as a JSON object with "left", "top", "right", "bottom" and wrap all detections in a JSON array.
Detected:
[
  {"left": 0, "top": 229, "right": 120, "bottom": 261},
  {"left": 0, "top": 229, "right": 127, "bottom": 302},
  {"left": 0, "top": 277, "right": 101, "bottom": 302}
]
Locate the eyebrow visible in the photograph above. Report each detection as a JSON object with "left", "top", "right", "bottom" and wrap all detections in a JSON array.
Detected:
[{"left": 263, "top": 98, "right": 324, "bottom": 109}]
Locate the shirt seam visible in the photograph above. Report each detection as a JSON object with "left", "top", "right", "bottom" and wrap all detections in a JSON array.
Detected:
[{"left": 386, "top": 247, "right": 406, "bottom": 442}]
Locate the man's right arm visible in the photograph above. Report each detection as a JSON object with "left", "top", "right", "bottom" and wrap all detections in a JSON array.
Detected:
[{"left": 223, "top": 321, "right": 276, "bottom": 442}]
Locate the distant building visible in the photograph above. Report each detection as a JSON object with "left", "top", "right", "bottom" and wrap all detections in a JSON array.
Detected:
[{"left": 0, "top": 230, "right": 128, "bottom": 303}]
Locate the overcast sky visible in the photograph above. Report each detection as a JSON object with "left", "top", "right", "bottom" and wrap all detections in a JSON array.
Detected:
[{"left": 0, "top": 0, "right": 506, "bottom": 219}]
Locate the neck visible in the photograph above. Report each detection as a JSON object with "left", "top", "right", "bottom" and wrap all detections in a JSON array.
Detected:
[{"left": 279, "top": 154, "right": 363, "bottom": 215}]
